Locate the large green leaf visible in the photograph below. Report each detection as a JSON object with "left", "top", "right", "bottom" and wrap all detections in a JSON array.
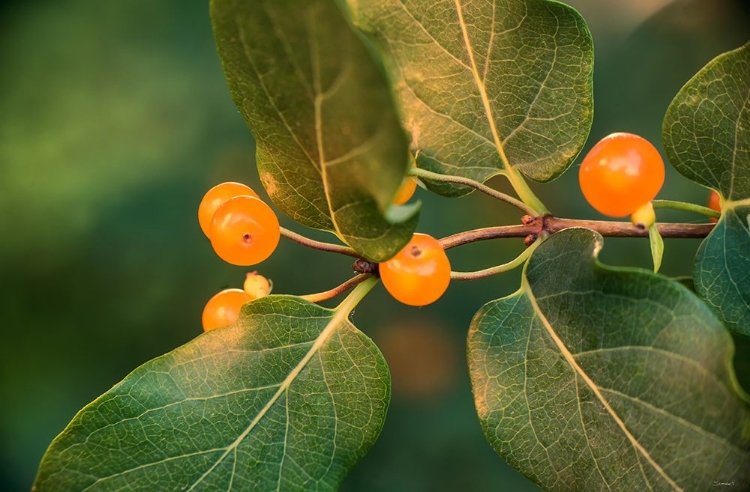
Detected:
[
  {"left": 211, "top": 0, "right": 418, "bottom": 261},
  {"left": 347, "top": 0, "right": 593, "bottom": 196},
  {"left": 663, "top": 43, "right": 750, "bottom": 338},
  {"left": 694, "top": 207, "right": 750, "bottom": 337},
  {"left": 468, "top": 228, "right": 750, "bottom": 491},
  {"left": 33, "top": 294, "right": 390, "bottom": 491},
  {"left": 663, "top": 42, "right": 750, "bottom": 201}
]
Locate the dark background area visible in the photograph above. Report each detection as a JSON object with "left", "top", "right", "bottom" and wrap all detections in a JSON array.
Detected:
[{"left": 1, "top": 0, "right": 748, "bottom": 490}]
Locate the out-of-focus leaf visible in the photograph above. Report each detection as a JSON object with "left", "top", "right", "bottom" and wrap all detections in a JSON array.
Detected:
[
  {"left": 33, "top": 295, "right": 390, "bottom": 491},
  {"left": 468, "top": 228, "right": 750, "bottom": 491},
  {"left": 649, "top": 224, "right": 664, "bottom": 273},
  {"left": 347, "top": 0, "right": 593, "bottom": 195},
  {"left": 663, "top": 42, "right": 750, "bottom": 337},
  {"left": 211, "top": 0, "right": 418, "bottom": 261}
]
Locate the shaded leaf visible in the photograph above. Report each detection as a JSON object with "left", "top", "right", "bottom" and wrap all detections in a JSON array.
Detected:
[
  {"left": 348, "top": 0, "right": 593, "bottom": 196},
  {"left": 211, "top": 0, "right": 418, "bottom": 261},
  {"left": 34, "top": 295, "right": 390, "bottom": 491},
  {"left": 663, "top": 42, "right": 750, "bottom": 201},
  {"left": 694, "top": 207, "right": 750, "bottom": 338},
  {"left": 663, "top": 42, "right": 750, "bottom": 338},
  {"left": 468, "top": 228, "right": 750, "bottom": 491}
]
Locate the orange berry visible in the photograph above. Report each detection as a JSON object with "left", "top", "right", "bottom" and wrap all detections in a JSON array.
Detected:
[
  {"left": 202, "top": 288, "right": 251, "bottom": 332},
  {"left": 244, "top": 272, "right": 272, "bottom": 299},
  {"left": 579, "top": 133, "right": 665, "bottom": 217},
  {"left": 380, "top": 233, "right": 451, "bottom": 306},
  {"left": 708, "top": 190, "right": 721, "bottom": 223},
  {"left": 210, "top": 196, "right": 280, "bottom": 266},
  {"left": 393, "top": 177, "right": 417, "bottom": 205},
  {"left": 198, "top": 182, "right": 259, "bottom": 237}
]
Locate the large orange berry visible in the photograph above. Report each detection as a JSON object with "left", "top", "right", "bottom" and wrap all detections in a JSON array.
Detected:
[
  {"left": 210, "top": 195, "right": 280, "bottom": 266},
  {"left": 198, "top": 182, "right": 259, "bottom": 237},
  {"left": 579, "top": 133, "right": 665, "bottom": 217},
  {"left": 202, "top": 288, "right": 251, "bottom": 332},
  {"left": 380, "top": 233, "right": 451, "bottom": 306}
]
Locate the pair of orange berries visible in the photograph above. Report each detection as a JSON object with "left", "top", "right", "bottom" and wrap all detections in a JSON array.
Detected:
[{"left": 198, "top": 182, "right": 280, "bottom": 266}]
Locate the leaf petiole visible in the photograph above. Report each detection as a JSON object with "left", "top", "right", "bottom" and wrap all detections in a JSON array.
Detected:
[
  {"left": 410, "top": 167, "right": 537, "bottom": 216},
  {"left": 450, "top": 239, "right": 542, "bottom": 280},
  {"left": 652, "top": 199, "right": 720, "bottom": 219},
  {"left": 333, "top": 275, "right": 378, "bottom": 314}
]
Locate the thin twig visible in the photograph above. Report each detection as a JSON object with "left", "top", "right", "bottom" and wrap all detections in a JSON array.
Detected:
[
  {"left": 299, "top": 274, "right": 372, "bottom": 303},
  {"left": 280, "top": 227, "right": 359, "bottom": 258}
]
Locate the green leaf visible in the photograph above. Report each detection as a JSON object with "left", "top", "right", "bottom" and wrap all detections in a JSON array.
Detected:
[
  {"left": 649, "top": 224, "right": 664, "bottom": 273},
  {"left": 468, "top": 228, "right": 750, "bottom": 491},
  {"left": 33, "top": 293, "right": 390, "bottom": 491},
  {"left": 347, "top": 0, "right": 593, "bottom": 196},
  {"left": 694, "top": 207, "right": 750, "bottom": 338},
  {"left": 663, "top": 42, "right": 750, "bottom": 201},
  {"left": 211, "top": 0, "right": 418, "bottom": 261},
  {"left": 663, "top": 43, "right": 750, "bottom": 338}
]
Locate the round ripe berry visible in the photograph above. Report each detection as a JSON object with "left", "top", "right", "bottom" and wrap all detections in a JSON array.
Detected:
[
  {"left": 708, "top": 190, "right": 721, "bottom": 223},
  {"left": 210, "top": 195, "right": 280, "bottom": 266},
  {"left": 380, "top": 233, "right": 451, "bottom": 306},
  {"left": 198, "top": 182, "right": 259, "bottom": 237},
  {"left": 244, "top": 271, "right": 272, "bottom": 299},
  {"left": 202, "top": 288, "right": 251, "bottom": 332},
  {"left": 393, "top": 177, "right": 417, "bottom": 205},
  {"left": 579, "top": 133, "right": 665, "bottom": 217}
]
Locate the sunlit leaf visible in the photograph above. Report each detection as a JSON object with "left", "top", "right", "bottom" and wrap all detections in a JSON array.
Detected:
[
  {"left": 211, "top": 0, "right": 418, "bottom": 261},
  {"left": 468, "top": 228, "right": 750, "bottom": 491},
  {"left": 663, "top": 42, "right": 750, "bottom": 337},
  {"left": 347, "top": 0, "right": 593, "bottom": 195},
  {"left": 33, "top": 295, "right": 390, "bottom": 491}
]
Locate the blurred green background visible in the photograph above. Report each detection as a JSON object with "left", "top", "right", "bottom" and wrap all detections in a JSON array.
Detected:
[{"left": 1, "top": 0, "right": 748, "bottom": 490}]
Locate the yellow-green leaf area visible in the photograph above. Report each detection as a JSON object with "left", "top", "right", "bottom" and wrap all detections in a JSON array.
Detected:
[
  {"left": 33, "top": 295, "right": 390, "bottom": 491},
  {"left": 348, "top": 0, "right": 594, "bottom": 196}
]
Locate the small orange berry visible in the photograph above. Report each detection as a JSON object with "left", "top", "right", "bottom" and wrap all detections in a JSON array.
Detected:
[
  {"left": 380, "top": 233, "right": 451, "bottom": 306},
  {"left": 198, "top": 182, "right": 259, "bottom": 237},
  {"left": 393, "top": 178, "right": 417, "bottom": 205},
  {"left": 210, "top": 196, "right": 280, "bottom": 266},
  {"left": 202, "top": 288, "right": 251, "bottom": 332},
  {"left": 708, "top": 190, "right": 721, "bottom": 223}
]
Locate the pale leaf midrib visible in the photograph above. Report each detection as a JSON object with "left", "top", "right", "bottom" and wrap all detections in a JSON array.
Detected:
[
  {"left": 453, "top": 0, "right": 512, "bottom": 172},
  {"left": 185, "top": 306, "right": 351, "bottom": 491},
  {"left": 521, "top": 276, "right": 684, "bottom": 491}
]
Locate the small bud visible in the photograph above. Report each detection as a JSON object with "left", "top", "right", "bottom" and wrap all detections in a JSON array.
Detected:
[
  {"left": 630, "top": 202, "right": 656, "bottom": 230},
  {"left": 524, "top": 234, "right": 538, "bottom": 247},
  {"left": 244, "top": 272, "right": 272, "bottom": 300}
]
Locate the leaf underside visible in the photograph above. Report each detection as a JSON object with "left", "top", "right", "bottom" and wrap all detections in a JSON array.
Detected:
[
  {"left": 211, "top": 0, "right": 418, "bottom": 261},
  {"left": 348, "top": 0, "right": 594, "bottom": 196},
  {"left": 33, "top": 296, "right": 390, "bottom": 492},
  {"left": 663, "top": 42, "right": 750, "bottom": 337},
  {"left": 468, "top": 228, "right": 750, "bottom": 491}
]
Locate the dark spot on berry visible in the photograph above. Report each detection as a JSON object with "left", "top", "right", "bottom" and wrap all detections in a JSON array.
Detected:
[
  {"left": 410, "top": 245, "right": 422, "bottom": 258},
  {"left": 242, "top": 233, "right": 252, "bottom": 244}
]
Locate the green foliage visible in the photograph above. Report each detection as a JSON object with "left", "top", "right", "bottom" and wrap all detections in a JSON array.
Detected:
[
  {"left": 347, "top": 0, "right": 593, "bottom": 197},
  {"left": 468, "top": 228, "right": 750, "bottom": 491},
  {"left": 210, "top": 0, "right": 418, "bottom": 262},
  {"left": 30, "top": 1, "right": 750, "bottom": 491},
  {"left": 34, "top": 293, "right": 389, "bottom": 491},
  {"left": 663, "top": 42, "right": 750, "bottom": 337}
]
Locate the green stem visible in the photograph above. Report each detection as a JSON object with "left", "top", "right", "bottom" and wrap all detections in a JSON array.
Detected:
[
  {"left": 503, "top": 165, "right": 548, "bottom": 215},
  {"left": 334, "top": 275, "right": 378, "bottom": 314},
  {"left": 410, "top": 167, "right": 537, "bottom": 216},
  {"left": 451, "top": 239, "right": 541, "bottom": 280},
  {"left": 652, "top": 200, "right": 720, "bottom": 219}
]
